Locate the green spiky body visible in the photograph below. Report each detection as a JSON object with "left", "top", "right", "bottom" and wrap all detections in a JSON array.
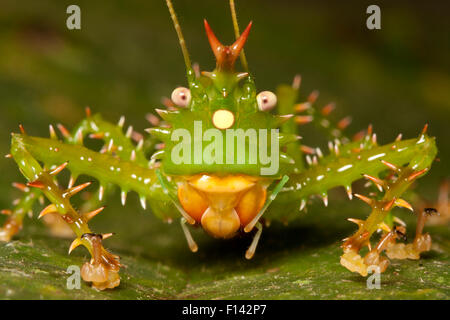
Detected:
[
  {"left": 0, "top": 0, "right": 440, "bottom": 289},
  {"left": 1, "top": 78, "right": 439, "bottom": 287}
]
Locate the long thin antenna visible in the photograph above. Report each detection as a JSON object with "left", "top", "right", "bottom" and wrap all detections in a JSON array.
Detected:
[
  {"left": 165, "top": 0, "right": 191, "bottom": 69},
  {"left": 229, "top": 0, "right": 249, "bottom": 71}
]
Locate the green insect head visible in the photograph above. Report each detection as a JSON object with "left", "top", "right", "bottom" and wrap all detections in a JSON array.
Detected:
[{"left": 149, "top": 9, "right": 299, "bottom": 178}]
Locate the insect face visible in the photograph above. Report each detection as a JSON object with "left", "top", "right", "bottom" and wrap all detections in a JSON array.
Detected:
[{"left": 150, "top": 19, "right": 295, "bottom": 178}]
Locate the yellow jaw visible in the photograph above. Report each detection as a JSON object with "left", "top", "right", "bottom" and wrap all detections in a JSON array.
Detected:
[{"left": 177, "top": 174, "right": 268, "bottom": 239}]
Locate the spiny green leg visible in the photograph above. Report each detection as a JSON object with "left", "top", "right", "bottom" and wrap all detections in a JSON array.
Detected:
[
  {"left": 274, "top": 79, "right": 438, "bottom": 275},
  {"left": 10, "top": 135, "right": 121, "bottom": 290},
  {"left": 0, "top": 186, "right": 41, "bottom": 241},
  {"left": 269, "top": 126, "right": 437, "bottom": 276},
  {"left": 340, "top": 132, "right": 438, "bottom": 276},
  {"left": 5, "top": 112, "right": 175, "bottom": 289}
]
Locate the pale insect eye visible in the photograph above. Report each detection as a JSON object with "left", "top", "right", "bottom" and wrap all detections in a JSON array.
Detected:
[
  {"left": 257, "top": 91, "right": 277, "bottom": 111},
  {"left": 171, "top": 87, "right": 191, "bottom": 107}
]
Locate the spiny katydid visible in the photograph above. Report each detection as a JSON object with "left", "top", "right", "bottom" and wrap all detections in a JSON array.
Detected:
[{"left": 0, "top": 0, "right": 441, "bottom": 290}]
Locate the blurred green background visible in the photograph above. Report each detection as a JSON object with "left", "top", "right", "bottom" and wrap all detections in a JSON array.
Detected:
[{"left": 0, "top": 0, "right": 448, "bottom": 299}]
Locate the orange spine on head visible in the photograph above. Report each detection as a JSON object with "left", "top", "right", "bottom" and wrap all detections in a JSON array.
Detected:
[{"left": 204, "top": 19, "right": 252, "bottom": 71}]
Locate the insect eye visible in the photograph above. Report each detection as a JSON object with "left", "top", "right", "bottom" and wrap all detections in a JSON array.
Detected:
[
  {"left": 171, "top": 87, "right": 191, "bottom": 108},
  {"left": 256, "top": 91, "right": 277, "bottom": 111}
]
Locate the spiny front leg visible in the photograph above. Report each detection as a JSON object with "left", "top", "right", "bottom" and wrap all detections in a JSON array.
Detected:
[
  {"left": 1, "top": 110, "right": 161, "bottom": 241},
  {"left": 340, "top": 130, "right": 437, "bottom": 276},
  {"left": 11, "top": 136, "right": 120, "bottom": 290},
  {"left": 385, "top": 208, "right": 438, "bottom": 260}
]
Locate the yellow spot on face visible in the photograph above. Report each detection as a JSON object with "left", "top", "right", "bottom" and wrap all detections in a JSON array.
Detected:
[{"left": 212, "top": 109, "right": 234, "bottom": 129}]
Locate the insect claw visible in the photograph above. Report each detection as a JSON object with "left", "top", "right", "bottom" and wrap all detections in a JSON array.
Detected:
[
  {"left": 19, "top": 124, "right": 26, "bottom": 134},
  {"left": 64, "top": 182, "right": 92, "bottom": 198},
  {"left": 38, "top": 204, "right": 58, "bottom": 219},
  {"left": 49, "top": 162, "right": 69, "bottom": 176},
  {"left": 367, "top": 124, "right": 373, "bottom": 136},
  {"left": 68, "top": 238, "right": 83, "bottom": 254},
  {"left": 395, "top": 199, "right": 414, "bottom": 212},
  {"left": 84, "top": 206, "right": 105, "bottom": 222},
  {"left": 5, "top": 154, "right": 13, "bottom": 159},
  {"left": 57, "top": 124, "right": 70, "bottom": 139},
  {"left": 354, "top": 193, "right": 373, "bottom": 206},
  {"left": 395, "top": 133, "right": 403, "bottom": 141}
]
